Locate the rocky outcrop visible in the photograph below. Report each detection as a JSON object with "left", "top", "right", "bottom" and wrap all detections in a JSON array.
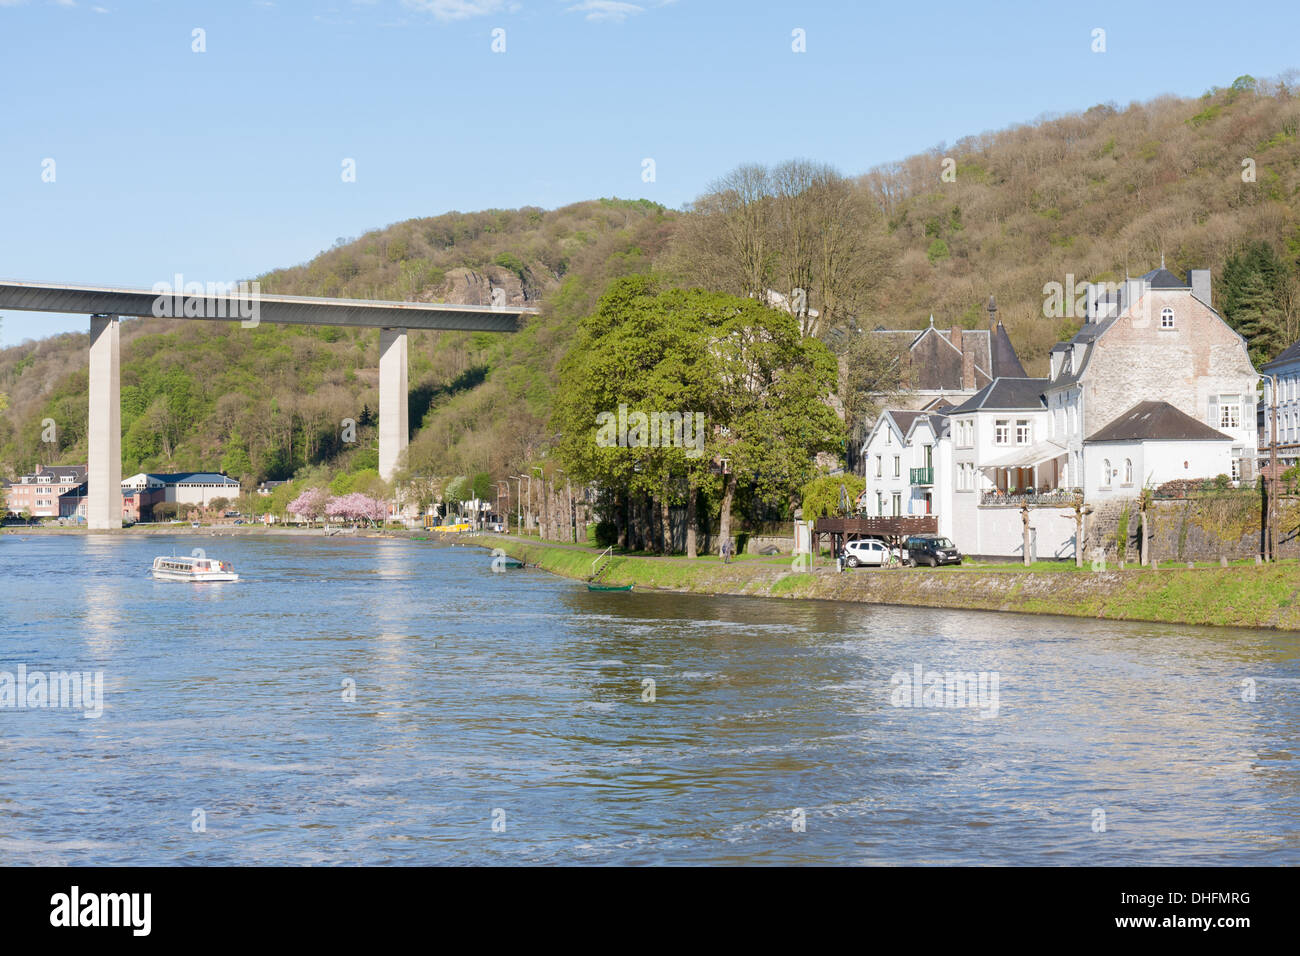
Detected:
[{"left": 435, "top": 267, "right": 535, "bottom": 307}]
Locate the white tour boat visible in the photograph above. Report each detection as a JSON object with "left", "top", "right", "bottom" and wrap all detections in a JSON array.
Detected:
[{"left": 150, "top": 555, "right": 239, "bottom": 582}]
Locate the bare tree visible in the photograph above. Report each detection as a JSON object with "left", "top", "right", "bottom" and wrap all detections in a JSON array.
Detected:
[{"left": 672, "top": 164, "right": 774, "bottom": 299}]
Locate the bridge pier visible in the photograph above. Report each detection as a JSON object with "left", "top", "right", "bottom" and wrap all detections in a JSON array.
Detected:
[
  {"left": 87, "top": 314, "right": 122, "bottom": 529},
  {"left": 378, "top": 327, "right": 408, "bottom": 483}
]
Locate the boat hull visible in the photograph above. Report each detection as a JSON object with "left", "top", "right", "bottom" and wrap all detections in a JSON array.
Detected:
[{"left": 151, "top": 569, "right": 239, "bottom": 582}]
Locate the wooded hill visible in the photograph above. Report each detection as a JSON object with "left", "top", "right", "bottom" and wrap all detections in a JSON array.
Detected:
[{"left": 2, "top": 75, "right": 1298, "bottom": 493}]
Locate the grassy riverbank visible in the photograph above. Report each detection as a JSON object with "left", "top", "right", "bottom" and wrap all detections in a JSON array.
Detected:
[{"left": 480, "top": 535, "right": 1300, "bottom": 631}]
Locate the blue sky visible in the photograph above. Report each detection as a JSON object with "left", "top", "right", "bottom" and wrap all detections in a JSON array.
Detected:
[{"left": 2, "top": 0, "right": 1298, "bottom": 343}]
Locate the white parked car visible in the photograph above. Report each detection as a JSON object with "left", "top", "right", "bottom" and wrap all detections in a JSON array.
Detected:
[{"left": 842, "top": 539, "right": 902, "bottom": 568}]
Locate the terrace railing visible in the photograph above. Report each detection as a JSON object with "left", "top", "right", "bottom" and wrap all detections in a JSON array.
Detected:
[{"left": 980, "top": 489, "right": 1080, "bottom": 508}]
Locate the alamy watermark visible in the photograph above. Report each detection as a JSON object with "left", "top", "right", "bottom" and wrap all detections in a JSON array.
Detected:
[
  {"left": 0, "top": 664, "right": 104, "bottom": 718},
  {"left": 890, "top": 663, "right": 999, "bottom": 717},
  {"left": 1042, "top": 274, "right": 1153, "bottom": 327},
  {"left": 595, "top": 404, "right": 705, "bottom": 459},
  {"left": 150, "top": 273, "right": 262, "bottom": 328}
]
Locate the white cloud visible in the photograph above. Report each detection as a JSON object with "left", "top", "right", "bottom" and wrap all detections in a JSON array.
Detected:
[
  {"left": 401, "top": 0, "right": 505, "bottom": 20},
  {"left": 566, "top": 0, "right": 642, "bottom": 21}
]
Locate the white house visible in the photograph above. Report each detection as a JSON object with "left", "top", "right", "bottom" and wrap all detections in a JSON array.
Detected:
[
  {"left": 939, "top": 266, "right": 1259, "bottom": 559},
  {"left": 1260, "top": 339, "right": 1300, "bottom": 472},
  {"left": 1044, "top": 267, "right": 1258, "bottom": 490},
  {"left": 1082, "top": 401, "right": 1236, "bottom": 499},
  {"left": 945, "top": 378, "right": 1076, "bottom": 558},
  {"left": 849, "top": 303, "right": 1028, "bottom": 473},
  {"left": 859, "top": 408, "right": 954, "bottom": 538}
]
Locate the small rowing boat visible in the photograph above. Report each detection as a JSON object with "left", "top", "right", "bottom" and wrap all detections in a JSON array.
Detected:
[
  {"left": 587, "top": 582, "right": 633, "bottom": 592},
  {"left": 151, "top": 555, "right": 239, "bottom": 582}
]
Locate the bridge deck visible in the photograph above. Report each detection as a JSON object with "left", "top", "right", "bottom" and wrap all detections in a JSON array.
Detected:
[{"left": 0, "top": 280, "right": 535, "bottom": 332}]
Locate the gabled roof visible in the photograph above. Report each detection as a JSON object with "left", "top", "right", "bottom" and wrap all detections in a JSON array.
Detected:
[
  {"left": 1262, "top": 338, "right": 1300, "bottom": 371},
  {"left": 1085, "top": 401, "right": 1233, "bottom": 443},
  {"left": 947, "top": 377, "right": 1048, "bottom": 413},
  {"left": 861, "top": 320, "right": 1012, "bottom": 393},
  {"left": 906, "top": 412, "right": 950, "bottom": 442},
  {"left": 886, "top": 410, "right": 926, "bottom": 436},
  {"left": 863, "top": 408, "right": 949, "bottom": 452},
  {"left": 29, "top": 464, "right": 87, "bottom": 480}
]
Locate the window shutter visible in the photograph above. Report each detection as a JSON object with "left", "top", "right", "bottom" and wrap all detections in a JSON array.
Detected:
[{"left": 1208, "top": 395, "right": 1218, "bottom": 427}]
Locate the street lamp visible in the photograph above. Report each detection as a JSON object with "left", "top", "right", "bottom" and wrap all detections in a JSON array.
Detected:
[{"left": 530, "top": 465, "right": 543, "bottom": 537}]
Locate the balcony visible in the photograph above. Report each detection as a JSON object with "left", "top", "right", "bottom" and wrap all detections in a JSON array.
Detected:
[{"left": 909, "top": 467, "right": 933, "bottom": 486}]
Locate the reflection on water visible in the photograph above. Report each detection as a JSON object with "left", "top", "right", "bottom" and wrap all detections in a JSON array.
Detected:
[{"left": 0, "top": 533, "right": 1296, "bottom": 865}]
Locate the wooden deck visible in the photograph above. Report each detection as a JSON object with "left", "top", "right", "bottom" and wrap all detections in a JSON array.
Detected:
[
  {"left": 813, "top": 515, "right": 938, "bottom": 551},
  {"left": 814, "top": 516, "right": 938, "bottom": 537}
]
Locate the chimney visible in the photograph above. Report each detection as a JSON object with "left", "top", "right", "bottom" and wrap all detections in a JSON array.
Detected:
[
  {"left": 1085, "top": 282, "right": 1098, "bottom": 323},
  {"left": 961, "top": 347, "right": 976, "bottom": 390},
  {"left": 987, "top": 294, "right": 998, "bottom": 331},
  {"left": 1188, "top": 269, "right": 1211, "bottom": 306},
  {"left": 950, "top": 324, "right": 963, "bottom": 351}
]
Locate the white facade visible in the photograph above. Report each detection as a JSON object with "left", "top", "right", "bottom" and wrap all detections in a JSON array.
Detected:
[
  {"left": 859, "top": 410, "right": 953, "bottom": 538},
  {"left": 1084, "top": 439, "right": 1234, "bottom": 500},
  {"left": 121, "top": 472, "right": 240, "bottom": 507},
  {"left": 122, "top": 473, "right": 166, "bottom": 492},
  {"left": 1261, "top": 349, "right": 1300, "bottom": 469},
  {"left": 172, "top": 475, "right": 241, "bottom": 507},
  {"left": 857, "top": 268, "right": 1260, "bottom": 560},
  {"left": 946, "top": 382, "right": 1059, "bottom": 557},
  {"left": 1045, "top": 270, "right": 1258, "bottom": 488}
]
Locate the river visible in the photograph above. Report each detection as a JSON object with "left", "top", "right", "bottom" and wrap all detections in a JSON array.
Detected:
[{"left": 1, "top": 533, "right": 1296, "bottom": 865}]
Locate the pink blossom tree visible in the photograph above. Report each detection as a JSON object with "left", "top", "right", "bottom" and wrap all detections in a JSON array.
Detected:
[
  {"left": 325, "top": 493, "right": 389, "bottom": 527},
  {"left": 287, "top": 487, "right": 328, "bottom": 526}
]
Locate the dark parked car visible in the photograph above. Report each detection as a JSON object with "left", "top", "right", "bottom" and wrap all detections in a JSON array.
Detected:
[{"left": 902, "top": 534, "right": 962, "bottom": 567}]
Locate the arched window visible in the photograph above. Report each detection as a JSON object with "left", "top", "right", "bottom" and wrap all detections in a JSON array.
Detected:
[
  {"left": 1160, "top": 307, "right": 1175, "bottom": 329},
  {"left": 1102, "top": 459, "right": 1111, "bottom": 486},
  {"left": 1124, "top": 459, "right": 1133, "bottom": 484}
]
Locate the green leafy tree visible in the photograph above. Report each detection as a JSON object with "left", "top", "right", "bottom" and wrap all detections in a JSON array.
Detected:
[
  {"left": 802, "top": 474, "right": 865, "bottom": 519},
  {"left": 221, "top": 435, "right": 253, "bottom": 484},
  {"left": 553, "top": 276, "right": 842, "bottom": 556}
]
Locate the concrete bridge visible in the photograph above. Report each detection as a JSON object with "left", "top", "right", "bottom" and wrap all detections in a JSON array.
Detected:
[{"left": 0, "top": 280, "right": 536, "bottom": 528}]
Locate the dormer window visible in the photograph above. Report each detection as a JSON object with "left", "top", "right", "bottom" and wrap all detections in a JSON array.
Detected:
[{"left": 1160, "top": 307, "right": 1175, "bottom": 329}]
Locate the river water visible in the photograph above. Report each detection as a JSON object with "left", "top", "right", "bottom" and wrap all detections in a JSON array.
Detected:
[{"left": 0, "top": 533, "right": 1296, "bottom": 865}]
